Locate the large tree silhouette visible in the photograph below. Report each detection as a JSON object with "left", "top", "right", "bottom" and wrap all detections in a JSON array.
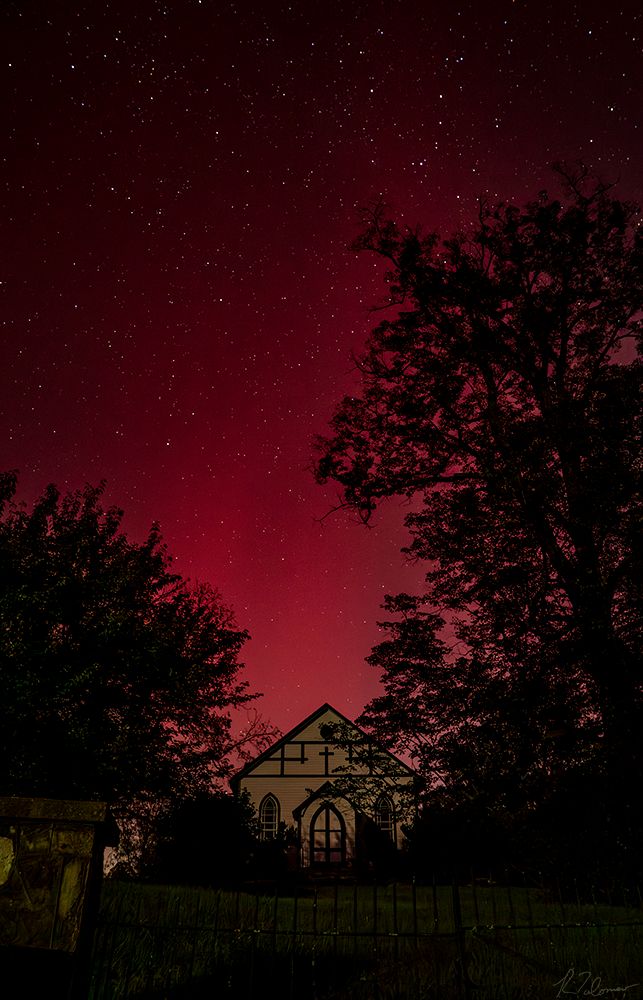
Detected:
[
  {"left": 315, "top": 168, "right": 642, "bottom": 860},
  {"left": 0, "top": 473, "right": 268, "bottom": 811}
]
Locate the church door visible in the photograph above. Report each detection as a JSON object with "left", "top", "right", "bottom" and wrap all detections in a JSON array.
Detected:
[{"left": 310, "top": 803, "right": 346, "bottom": 866}]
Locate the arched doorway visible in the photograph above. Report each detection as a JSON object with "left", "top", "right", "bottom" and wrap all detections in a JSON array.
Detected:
[{"left": 310, "top": 803, "right": 346, "bottom": 866}]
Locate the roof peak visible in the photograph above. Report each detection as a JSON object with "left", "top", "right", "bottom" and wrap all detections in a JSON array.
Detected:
[{"left": 231, "top": 701, "right": 415, "bottom": 784}]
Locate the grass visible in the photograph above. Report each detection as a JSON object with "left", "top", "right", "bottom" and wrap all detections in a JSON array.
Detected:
[{"left": 89, "top": 879, "right": 643, "bottom": 999}]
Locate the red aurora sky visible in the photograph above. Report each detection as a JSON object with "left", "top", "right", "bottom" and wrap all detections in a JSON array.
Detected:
[{"left": 2, "top": 1, "right": 642, "bottom": 733}]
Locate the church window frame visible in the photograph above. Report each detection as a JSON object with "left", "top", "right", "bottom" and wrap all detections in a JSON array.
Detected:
[
  {"left": 259, "top": 793, "right": 280, "bottom": 840},
  {"left": 375, "top": 794, "right": 395, "bottom": 839}
]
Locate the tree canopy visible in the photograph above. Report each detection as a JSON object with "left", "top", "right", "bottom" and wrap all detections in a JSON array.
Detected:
[
  {"left": 314, "top": 167, "right": 642, "bottom": 862},
  {"left": 0, "top": 473, "right": 266, "bottom": 809}
]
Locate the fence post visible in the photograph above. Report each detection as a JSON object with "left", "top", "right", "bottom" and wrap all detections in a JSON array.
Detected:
[{"left": 451, "top": 880, "right": 473, "bottom": 1000}]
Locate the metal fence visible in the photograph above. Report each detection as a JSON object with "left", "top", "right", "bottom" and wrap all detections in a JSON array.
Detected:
[{"left": 89, "top": 876, "right": 643, "bottom": 999}]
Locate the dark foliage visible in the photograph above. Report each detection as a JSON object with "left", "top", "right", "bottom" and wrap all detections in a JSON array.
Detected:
[
  {"left": 248, "top": 821, "right": 300, "bottom": 881},
  {"left": 408, "top": 768, "right": 630, "bottom": 883},
  {"left": 146, "top": 791, "right": 260, "bottom": 886},
  {"left": 0, "top": 474, "right": 255, "bottom": 809},
  {"left": 314, "top": 166, "right": 642, "bottom": 871}
]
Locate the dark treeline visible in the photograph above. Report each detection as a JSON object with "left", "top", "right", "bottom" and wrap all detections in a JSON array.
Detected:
[{"left": 315, "top": 165, "right": 642, "bottom": 880}]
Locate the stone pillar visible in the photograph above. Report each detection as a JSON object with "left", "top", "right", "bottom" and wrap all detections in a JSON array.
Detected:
[{"left": 0, "top": 797, "right": 116, "bottom": 998}]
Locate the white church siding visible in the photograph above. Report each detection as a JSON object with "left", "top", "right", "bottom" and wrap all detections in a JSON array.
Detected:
[{"left": 231, "top": 704, "right": 415, "bottom": 868}]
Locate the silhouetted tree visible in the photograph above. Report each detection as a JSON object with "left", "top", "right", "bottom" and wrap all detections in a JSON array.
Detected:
[
  {"left": 147, "top": 790, "right": 259, "bottom": 886},
  {"left": 314, "top": 166, "right": 642, "bottom": 866},
  {"left": 0, "top": 474, "right": 269, "bottom": 816}
]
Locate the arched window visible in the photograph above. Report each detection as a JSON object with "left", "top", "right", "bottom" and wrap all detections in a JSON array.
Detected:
[
  {"left": 310, "top": 803, "right": 346, "bottom": 865},
  {"left": 259, "top": 794, "right": 280, "bottom": 840},
  {"left": 375, "top": 795, "right": 395, "bottom": 839}
]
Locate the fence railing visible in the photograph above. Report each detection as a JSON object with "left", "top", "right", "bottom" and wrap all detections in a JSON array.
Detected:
[{"left": 89, "top": 876, "right": 643, "bottom": 999}]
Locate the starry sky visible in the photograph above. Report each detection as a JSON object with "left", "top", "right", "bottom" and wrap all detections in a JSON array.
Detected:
[{"left": 2, "top": 1, "right": 641, "bottom": 733}]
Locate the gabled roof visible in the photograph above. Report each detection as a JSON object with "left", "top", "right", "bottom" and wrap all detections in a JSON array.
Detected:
[{"left": 231, "top": 702, "right": 415, "bottom": 788}]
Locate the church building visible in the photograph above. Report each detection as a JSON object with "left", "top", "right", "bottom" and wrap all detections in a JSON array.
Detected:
[{"left": 231, "top": 704, "right": 415, "bottom": 868}]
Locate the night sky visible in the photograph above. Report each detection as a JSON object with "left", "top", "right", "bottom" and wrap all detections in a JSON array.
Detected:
[{"left": 2, "top": 1, "right": 641, "bottom": 733}]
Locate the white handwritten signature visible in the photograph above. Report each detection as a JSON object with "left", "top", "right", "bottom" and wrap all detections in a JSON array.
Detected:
[{"left": 554, "top": 969, "right": 640, "bottom": 997}]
